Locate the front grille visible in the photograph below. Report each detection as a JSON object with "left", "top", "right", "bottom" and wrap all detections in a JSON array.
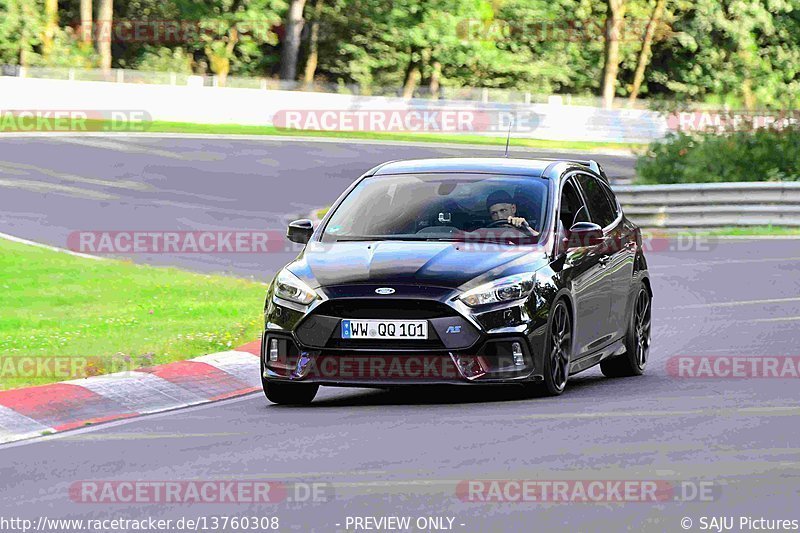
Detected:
[
  {"left": 324, "top": 338, "right": 445, "bottom": 350},
  {"left": 313, "top": 299, "right": 457, "bottom": 319}
]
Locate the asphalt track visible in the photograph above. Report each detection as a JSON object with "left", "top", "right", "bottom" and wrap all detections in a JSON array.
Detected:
[
  {"left": 2, "top": 135, "right": 799, "bottom": 532},
  {"left": 0, "top": 135, "right": 636, "bottom": 278}
]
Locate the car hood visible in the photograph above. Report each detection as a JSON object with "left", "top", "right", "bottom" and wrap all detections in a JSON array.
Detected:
[{"left": 287, "top": 240, "right": 548, "bottom": 291}]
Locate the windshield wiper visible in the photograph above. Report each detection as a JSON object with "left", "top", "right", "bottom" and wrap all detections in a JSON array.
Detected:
[
  {"left": 333, "top": 235, "right": 536, "bottom": 244},
  {"left": 334, "top": 235, "right": 434, "bottom": 242}
]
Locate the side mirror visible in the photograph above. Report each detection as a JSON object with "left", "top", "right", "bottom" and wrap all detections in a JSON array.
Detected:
[
  {"left": 287, "top": 219, "right": 314, "bottom": 244},
  {"left": 567, "top": 221, "right": 603, "bottom": 248}
]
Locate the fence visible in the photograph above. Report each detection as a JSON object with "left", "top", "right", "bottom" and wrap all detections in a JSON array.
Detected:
[
  {"left": 2, "top": 65, "right": 653, "bottom": 109},
  {"left": 615, "top": 182, "right": 800, "bottom": 227}
]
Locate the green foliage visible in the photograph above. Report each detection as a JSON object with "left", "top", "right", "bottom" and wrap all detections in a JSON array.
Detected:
[
  {"left": 0, "top": 0, "right": 798, "bottom": 108},
  {"left": 136, "top": 47, "right": 193, "bottom": 73},
  {"left": 636, "top": 126, "right": 800, "bottom": 184}
]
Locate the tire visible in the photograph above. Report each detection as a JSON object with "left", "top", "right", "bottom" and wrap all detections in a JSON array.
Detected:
[
  {"left": 262, "top": 380, "right": 319, "bottom": 405},
  {"left": 540, "top": 299, "right": 572, "bottom": 396},
  {"left": 601, "top": 284, "right": 651, "bottom": 378}
]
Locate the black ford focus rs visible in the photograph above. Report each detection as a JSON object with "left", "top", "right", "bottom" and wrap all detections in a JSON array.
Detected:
[{"left": 261, "top": 158, "right": 652, "bottom": 404}]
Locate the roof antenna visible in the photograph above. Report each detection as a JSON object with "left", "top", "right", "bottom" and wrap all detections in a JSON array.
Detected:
[{"left": 503, "top": 115, "right": 514, "bottom": 158}]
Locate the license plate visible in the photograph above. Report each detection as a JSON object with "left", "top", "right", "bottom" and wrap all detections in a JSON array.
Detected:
[{"left": 341, "top": 319, "right": 428, "bottom": 340}]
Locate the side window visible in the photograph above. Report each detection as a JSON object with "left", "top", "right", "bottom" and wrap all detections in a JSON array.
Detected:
[
  {"left": 559, "top": 178, "right": 589, "bottom": 231},
  {"left": 601, "top": 182, "right": 621, "bottom": 219},
  {"left": 577, "top": 174, "right": 616, "bottom": 228}
]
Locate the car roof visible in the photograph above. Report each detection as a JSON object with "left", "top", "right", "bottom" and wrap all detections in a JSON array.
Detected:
[{"left": 371, "top": 158, "right": 554, "bottom": 178}]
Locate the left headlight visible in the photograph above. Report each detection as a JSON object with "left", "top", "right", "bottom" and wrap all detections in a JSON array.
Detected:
[
  {"left": 274, "top": 269, "right": 318, "bottom": 305},
  {"left": 458, "top": 272, "right": 536, "bottom": 308}
]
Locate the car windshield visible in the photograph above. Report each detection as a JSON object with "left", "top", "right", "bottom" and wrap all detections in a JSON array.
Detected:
[{"left": 322, "top": 173, "right": 549, "bottom": 243}]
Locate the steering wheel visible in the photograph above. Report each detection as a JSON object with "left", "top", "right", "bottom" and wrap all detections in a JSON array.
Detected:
[{"left": 486, "top": 219, "right": 516, "bottom": 228}]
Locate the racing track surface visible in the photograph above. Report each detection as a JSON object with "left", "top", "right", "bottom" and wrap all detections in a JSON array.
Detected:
[
  {"left": 0, "top": 135, "right": 636, "bottom": 278},
  {"left": 1, "top": 135, "right": 799, "bottom": 531}
]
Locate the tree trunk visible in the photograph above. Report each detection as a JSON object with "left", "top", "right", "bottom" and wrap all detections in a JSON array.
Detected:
[
  {"left": 601, "top": 0, "right": 626, "bottom": 109},
  {"left": 206, "top": 28, "right": 239, "bottom": 87},
  {"left": 402, "top": 63, "right": 421, "bottom": 100},
  {"left": 628, "top": 0, "right": 666, "bottom": 105},
  {"left": 80, "top": 0, "right": 93, "bottom": 47},
  {"left": 302, "top": 0, "right": 323, "bottom": 86},
  {"left": 280, "top": 0, "right": 307, "bottom": 80},
  {"left": 20, "top": 0, "right": 35, "bottom": 67},
  {"left": 429, "top": 61, "right": 442, "bottom": 100},
  {"left": 742, "top": 77, "right": 756, "bottom": 111},
  {"left": 42, "top": 0, "right": 59, "bottom": 59},
  {"left": 97, "top": 0, "right": 113, "bottom": 72}
]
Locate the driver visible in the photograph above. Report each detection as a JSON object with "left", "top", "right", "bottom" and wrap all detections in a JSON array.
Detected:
[{"left": 486, "top": 191, "right": 539, "bottom": 235}]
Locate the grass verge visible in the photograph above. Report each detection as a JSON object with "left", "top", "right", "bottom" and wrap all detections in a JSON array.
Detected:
[
  {"left": 675, "top": 226, "right": 800, "bottom": 237},
  {"left": 0, "top": 237, "right": 266, "bottom": 390},
  {"left": 77, "top": 120, "right": 645, "bottom": 153}
]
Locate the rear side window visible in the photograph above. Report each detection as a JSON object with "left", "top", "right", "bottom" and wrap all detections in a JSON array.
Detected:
[
  {"left": 601, "top": 182, "right": 621, "bottom": 218},
  {"left": 577, "top": 174, "right": 617, "bottom": 228}
]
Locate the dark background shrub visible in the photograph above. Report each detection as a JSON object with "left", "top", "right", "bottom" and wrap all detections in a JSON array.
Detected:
[{"left": 636, "top": 126, "right": 800, "bottom": 184}]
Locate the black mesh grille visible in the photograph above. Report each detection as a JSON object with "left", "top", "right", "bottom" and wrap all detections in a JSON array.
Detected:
[{"left": 324, "top": 339, "right": 445, "bottom": 350}]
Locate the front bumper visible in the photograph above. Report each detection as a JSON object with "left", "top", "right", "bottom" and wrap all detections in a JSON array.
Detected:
[{"left": 262, "top": 283, "right": 548, "bottom": 386}]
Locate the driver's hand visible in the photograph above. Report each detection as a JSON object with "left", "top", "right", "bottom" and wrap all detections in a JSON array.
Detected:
[{"left": 508, "top": 216, "right": 539, "bottom": 236}]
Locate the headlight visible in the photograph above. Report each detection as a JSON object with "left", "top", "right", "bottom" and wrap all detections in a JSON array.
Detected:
[
  {"left": 458, "top": 272, "right": 535, "bottom": 307},
  {"left": 274, "top": 269, "right": 317, "bottom": 305}
]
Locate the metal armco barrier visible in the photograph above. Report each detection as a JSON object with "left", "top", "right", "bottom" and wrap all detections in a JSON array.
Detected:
[{"left": 613, "top": 182, "right": 800, "bottom": 227}]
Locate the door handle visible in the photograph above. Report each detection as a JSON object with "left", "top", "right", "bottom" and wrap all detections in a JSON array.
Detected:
[{"left": 598, "top": 256, "right": 612, "bottom": 267}]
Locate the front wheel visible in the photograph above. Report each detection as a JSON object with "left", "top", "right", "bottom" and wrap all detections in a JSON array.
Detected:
[
  {"left": 541, "top": 299, "right": 572, "bottom": 396},
  {"left": 262, "top": 380, "right": 319, "bottom": 405},
  {"left": 601, "top": 284, "right": 651, "bottom": 378}
]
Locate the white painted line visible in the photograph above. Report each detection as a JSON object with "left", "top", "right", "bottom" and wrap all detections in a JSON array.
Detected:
[
  {"left": 193, "top": 350, "right": 260, "bottom": 388},
  {"left": 753, "top": 315, "right": 800, "bottom": 323},
  {"left": 0, "top": 405, "right": 55, "bottom": 444},
  {"left": 674, "top": 296, "right": 800, "bottom": 310},
  {"left": 0, "top": 231, "right": 105, "bottom": 260},
  {"left": 65, "top": 371, "right": 207, "bottom": 414}
]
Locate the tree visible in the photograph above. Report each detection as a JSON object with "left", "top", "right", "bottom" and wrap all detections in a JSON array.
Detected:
[
  {"left": 97, "top": 0, "right": 113, "bottom": 71},
  {"left": 42, "top": 0, "right": 58, "bottom": 59},
  {"left": 601, "top": 0, "right": 626, "bottom": 108},
  {"left": 628, "top": 0, "right": 667, "bottom": 105},
  {"left": 80, "top": 0, "right": 93, "bottom": 47},
  {"left": 302, "top": 0, "right": 323, "bottom": 84},
  {"left": 173, "top": 0, "right": 284, "bottom": 81},
  {"left": 280, "top": 0, "right": 306, "bottom": 80}
]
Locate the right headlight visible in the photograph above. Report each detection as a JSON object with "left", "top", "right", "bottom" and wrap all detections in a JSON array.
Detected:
[
  {"left": 274, "top": 269, "right": 318, "bottom": 305},
  {"left": 458, "top": 272, "right": 536, "bottom": 308}
]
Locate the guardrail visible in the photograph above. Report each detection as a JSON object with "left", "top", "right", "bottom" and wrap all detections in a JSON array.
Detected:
[{"left": 614, "top": 182, "right": 800, "bottom": 227}]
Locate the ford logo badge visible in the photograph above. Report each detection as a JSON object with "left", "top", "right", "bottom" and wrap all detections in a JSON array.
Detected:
[{"left": 375, "top": 287, "right": 395, "bottom": 295}]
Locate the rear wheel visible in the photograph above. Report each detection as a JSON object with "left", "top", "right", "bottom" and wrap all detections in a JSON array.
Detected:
[
  {"left": 601, "top": 284, "right": 651, "bottom": 378},
  {"left": 262, "top": 380, "right": 319, "bottom": 405},
  {"left": 541, "top": 299, "right": 572, "bottom": 396}
]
